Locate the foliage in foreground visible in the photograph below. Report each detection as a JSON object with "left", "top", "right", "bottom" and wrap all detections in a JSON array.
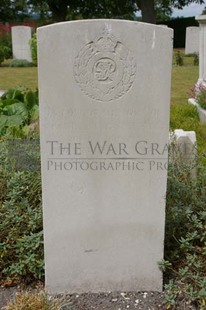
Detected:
[
  {"left": 4, "top": 291, "right": 63, "bottom": 310},
  {"left": 0, "top": 134, "right": 206, "bottom": 310},
  {"left": 0, "top": 141, "right": 43, "bottom": 283},
  {"left": 0, "top": 86, "right": 39, "bottom": 138},
  {"left": 163, "top": 161, "right": 206, "bottom": 309}
]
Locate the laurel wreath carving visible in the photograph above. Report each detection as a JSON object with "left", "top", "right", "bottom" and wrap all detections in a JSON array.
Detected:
[{"left": 73, "top": 31, "right": 136, "bottom": 102}]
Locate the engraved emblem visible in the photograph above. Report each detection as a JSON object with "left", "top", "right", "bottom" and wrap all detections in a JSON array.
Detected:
[{"left": 74, "top": 30, "right": 136, "bottom": 101}]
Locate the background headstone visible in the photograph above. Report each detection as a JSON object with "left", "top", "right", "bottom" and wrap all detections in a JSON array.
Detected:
[
  {"left": 196, "top": 15, "right": 206, "bottom": 84},
  {"left": 38, "top": 20, "right": 173, "bottom": 294},
  {"left": 11, "top": 26, "right": 32, "bottom": 62},
  {"left": 169, "top": 129, "right": 197, "bottom": 178},
  {"left": 185, "top": 27, "right": 199, "bottom": 55}
]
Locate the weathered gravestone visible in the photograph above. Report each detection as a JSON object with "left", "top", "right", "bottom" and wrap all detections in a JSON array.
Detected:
[
  {"left": 185, "top": 26, "right": 199, "bottom": 55},
  {"left": 37, "top": 20, "right": 173, "bottom": 294},
  {"left": 11, "top": 26, "right": 32, "bottom": 62},
  {"left": 169, "top": 129, "right": 197, "bottom": 178}
]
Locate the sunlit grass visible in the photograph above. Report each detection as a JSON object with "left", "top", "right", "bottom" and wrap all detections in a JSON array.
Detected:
[
  {"left": 171, "top": 65, "right": 198, "bottom": 105},
  {"left": 0, "top": 66, "right": 38, "bottom": 90}
]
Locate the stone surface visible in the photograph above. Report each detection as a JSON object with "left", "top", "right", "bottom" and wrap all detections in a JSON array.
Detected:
[
  {"left": 196, "top": 15, "right": 206, "bottom": 84},
  {"left": 170, "top": 129, "right": 197, "bottom": 178},
  {"left": 11, "top": 26, "right": 32, "bottom": 62},
  {"left": 37, "top": 20, "right": 173, "bottom": 294},
  {"left": 185, "top": 27, "right": 199, "bottom": 55}
]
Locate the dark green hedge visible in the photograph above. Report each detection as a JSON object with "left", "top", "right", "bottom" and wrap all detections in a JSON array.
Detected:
[{"left": 159, "top": 17, "right": 198, "bottom": 48}]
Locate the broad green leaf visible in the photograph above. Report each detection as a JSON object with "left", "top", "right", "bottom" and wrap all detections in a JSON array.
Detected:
[
  {"left": 1, "top": 98, "right": 21, "bottom": 110},
  {"left": 25, "top": 91, "right": 38, "bottom": 109},
  {"left": 4, "top": 102, "right": 28, "bottom": 121},
  {"left": 6, "top": 115, "right": 24, "bottom": 127},
  {"left": 0, "top": 115, "right": 8, "bottom": 127}
]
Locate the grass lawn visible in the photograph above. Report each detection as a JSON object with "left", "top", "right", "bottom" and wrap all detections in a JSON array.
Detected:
[
  {"left": 171, "top": 66, "right": 198, "bottom": 105},
  {"left": 0, "top": 66, "right": 38, "bottom": 90}
]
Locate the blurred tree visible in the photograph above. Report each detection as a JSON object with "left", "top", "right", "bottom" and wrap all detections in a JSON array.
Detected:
[
  {"left": 136, "top": 0, "right": 204, "bottom": 23},
  {"left": 202, "top": 6, "right": 206, "bottom": 14},
  {"left": 0, "top": 0, "right": 29, "bottom": 22},
  {"left": 0, "top": 0, "right": 204, "bottom": 24}
]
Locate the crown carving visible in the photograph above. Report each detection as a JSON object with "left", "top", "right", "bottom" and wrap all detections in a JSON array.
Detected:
[{"left": 95, "top": 32, "right": 117, "bottom": 52}]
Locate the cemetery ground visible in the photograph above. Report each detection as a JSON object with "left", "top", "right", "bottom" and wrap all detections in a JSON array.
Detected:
[{"left": 0, "top": 52, "right": 206, "bottom": 309}]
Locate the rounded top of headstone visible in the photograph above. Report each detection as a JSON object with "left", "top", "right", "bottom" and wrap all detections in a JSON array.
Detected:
[{"left": 12, "top": 25, "right": 31, "bottom": 28}]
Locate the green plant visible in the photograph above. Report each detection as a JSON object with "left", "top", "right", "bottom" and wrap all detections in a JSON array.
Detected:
[
  {"left": 175, "top": 51, "right": 184, "bottom": 66},
  {"left": 4, "top": 290, "right": 63, "bottom": 310},
  {"left": 163, "top": 161, "right": 206, "bottom": 309},
  {"left": 0, "top": 140, "right": 43, "bottom": 283},
  {"left": 9, "top": 59, "right": 33, "bottom": 67},
  {"left": 0, "top": 45, "right": 6, "bottom": 65},
  {"left": 0, "top": 86, "right": 39, "bottom": 137},
  {"left": 30, "top": 33, "right": 37, "bottom": 66},
  {"left": 0, "top": 30, "right": 12, "bottom": 59},
  {"left": 0, "top": 34, "right": 12, "bottom": 65}
]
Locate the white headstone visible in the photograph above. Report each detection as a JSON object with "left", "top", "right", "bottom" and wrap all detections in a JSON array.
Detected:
[
  {"left": 38, "top": 20, "right": 173, "bottom": 294},
  {"left": 196, "top": 15, "right": 206, "bottom": 84},
  {"left": 185, "top": 27, "right": 199, "bottom": 55},
  {"left": 170, "top": 129, "right": 197, "bottom": 178},
  {"left": 11, "top": 26, "right": 32, "bottom": 62}
]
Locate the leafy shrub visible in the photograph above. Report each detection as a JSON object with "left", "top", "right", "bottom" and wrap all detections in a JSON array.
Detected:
[
  {"left": 175, "top": 51, "right": 184, "bottom": 66},
  {"left": 0, "top": 31, "right": 12, "bottom": 57},
  {"left": 0, "top": 46, "right": 5, "bottom": 65},
  {"left": 0, "top": 86, "right": 39, "bottom": 138},
  {"left": 30, "top": 33, "right": 37, "bottom": 66},
  {"left": 0, "top": 140, "right": 43, "bottom": 283},
  {"left": 9, "top": 59, "right": 33, "bottom": 67},
  {"left": 162, "top": 161, "right": 206, "bottom": 309},
  {"left": 0, "top": 34, "right": 12, "bottom": 65},
  {"left": 0, "top": 45, "right": 9, "bottom": 65}
]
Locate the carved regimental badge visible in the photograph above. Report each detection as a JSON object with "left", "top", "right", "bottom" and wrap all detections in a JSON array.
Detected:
[{"left": 74, "top": 30, "right": 136, "bottom": 101}]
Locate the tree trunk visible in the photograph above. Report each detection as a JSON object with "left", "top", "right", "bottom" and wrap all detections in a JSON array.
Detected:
[
  {"left": 139, "top": 0, "right": 156, "bottom": 24},
  {"left": 49, "top": 0, "right": 68, "bottom": 22}
]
